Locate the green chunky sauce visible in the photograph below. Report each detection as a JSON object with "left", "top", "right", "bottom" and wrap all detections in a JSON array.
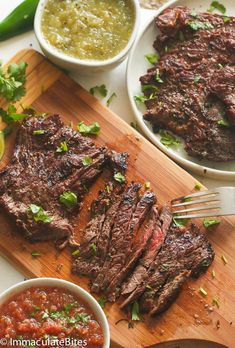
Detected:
[{"left": 41, "top": 0, "right": 135, "bottom": 60}]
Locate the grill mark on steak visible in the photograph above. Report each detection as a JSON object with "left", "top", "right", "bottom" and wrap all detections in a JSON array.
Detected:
[
  {"left": 0, "top": 115, "right": 107, "bottom": 247},
  {"left": 139, "top": 224, "right": 214, "bottom": 314},
  {"left": 105, "top": 191, "right": 157, "bottom": 302},
  {"left": 141, "top": 7, "right": 235, "bottom": 162},
  {"left": 120, "top": 205, "right": 171, "bottom": 308},
  {"left": 91, "top": 183, "right": 142, "bottom": 293}
]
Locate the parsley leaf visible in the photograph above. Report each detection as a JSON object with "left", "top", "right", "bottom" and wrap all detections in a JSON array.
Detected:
[
  {"left": 145, "top": 53, "right": 159, "bottom": 65},
  {"left": 131, "top": 301, "right": 140, "bottom": 321},
  {"left": 82, "top": 156, "right": 93, "bottom": 166},
  {"left": 203, "top": 219, "right": 220, "bottom": 228},
  {"left": 155, "top": 69, "right": 163, "bottom": 83},
  {"left": 60, "top": 191, "right": 78, "bottom": 208},
  {"left": 159, "top": 130, "right": 181, "bottom": 147},
  {"left": 218, "top": 118, "right": 230, "bottom": 127},
  {"left": 208, "top": 1, "right": 226, "bottom": 14},
  {"left": 107, "top": 92, "right": 117, "bottom": 107},
  {"left": 90, "top": 84, "right": 108, "bottom": 97},
  {"left": 77, "top": 121, "right": 100, "bottom": 135},
  {"left": 56, "top": 141, "right": 68, "bottom": 153},
  {"left": 29, "top": 204, "right": 54, "bottom": 223},
  {"left": 114, "top": 172, "right": 126, "bottom": 183},
  {"left": 0, "top": 61, "right": 27, "bottom": 102},
  {"left": 188, "top": 20, "right": 214, "bottom": 31}
]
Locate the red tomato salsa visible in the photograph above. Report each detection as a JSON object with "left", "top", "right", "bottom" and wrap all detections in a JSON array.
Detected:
[{"left": 0, "top": 286, "right": 104, "bottom": 348}]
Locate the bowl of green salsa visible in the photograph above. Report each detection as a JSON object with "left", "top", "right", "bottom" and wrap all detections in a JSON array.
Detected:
[{"left": 35, "top": 0, "right": 140, "bottom": 72}]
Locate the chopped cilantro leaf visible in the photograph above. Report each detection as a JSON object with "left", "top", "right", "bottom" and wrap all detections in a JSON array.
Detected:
[
  {"left": 29, "top": 204, "right": 54, "bottom": 223},
  {"left": 131, "top": 301, "right": 140, "bottom": 321},
  {"left": 173, "top": 217, "right": 189, "bottom": 227},
  {"left": 90, "top": 84, "right": 108, "bottom": 97},
  {"left": 72, "top": 249, "right": 80, "bottom": 256},
  {"left": 203, "top": 219, "right": 220, "bottom": 228},
  {"left": 90, "top": 243, "right": 97, "bottom": 254},
  {"left": 107, "top": 92, "right": 117, "bottom": 107},
  {"left": 159, "top": 130, "right": 181, "bottom": 147},
  {"left": 141, "top": 84, "right": 158, "bottom": 92},
  {"left": 31, "top": 251, "right": 41, "bottom": 257},
  {"left": 208, "top": 1, "right": 226, "bottom": 14},
  {"left": 194, "top": 183, "right": 202, "bottom": 190},
  {"left": 98, "top": 297, "right": 106, "bottom": 309},
  {"left": 155, "top": 69, "right": 163, "bottom": 83},
  {"left": 82, "top": 156, "right": 93, "bottom": 166},
  {"left": 114, "top": 172, "right": 126, "bottom": 183},
  {"left": 188, "top": 20, "right": 214, "bottom": 31},
  {"left": 60, "top": 191, "right": 78, "bottom": 208},
  {"left": 218, "top": 118, "right": 230, "bottom": 127},
  {"left": 56, "top": 141, "right": 68, "bottom": 153},
  {"left": 145, "top": 53, "right": 159, "bottom": 65},
  {"left": 77, "top": 121, "right": 100, "bottom": 135},
  {"left": 33, "top": 130, "right": 45, "bottom": 135},
  {"left": 194, "top": 75, "right": 201, "bottom": 83}
]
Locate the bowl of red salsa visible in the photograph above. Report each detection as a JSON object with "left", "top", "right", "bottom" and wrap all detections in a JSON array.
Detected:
[{"left": 0, "top": 278, "right": 110, "bottom": 348}]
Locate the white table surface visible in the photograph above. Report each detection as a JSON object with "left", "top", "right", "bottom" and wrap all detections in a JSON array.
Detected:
[{"left": 0, "top": 1, "right": 233, "bottom": 294}]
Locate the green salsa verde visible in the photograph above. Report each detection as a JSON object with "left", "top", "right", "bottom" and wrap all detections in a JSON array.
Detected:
[{"left": 41, "top": 0, "right": 135, "bottom": 60}]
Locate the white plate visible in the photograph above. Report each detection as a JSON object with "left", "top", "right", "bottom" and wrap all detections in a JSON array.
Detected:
[{"left": 127, "top": 0, "right": 235, "bottom": 180}]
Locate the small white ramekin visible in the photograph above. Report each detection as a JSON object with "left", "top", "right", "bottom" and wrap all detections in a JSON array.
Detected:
[
  {"left": 0, "top": 278, "right": 110, "bottom": 348},
  {"left": 34, "top": 0, "right": 140, "bottom": 73}
]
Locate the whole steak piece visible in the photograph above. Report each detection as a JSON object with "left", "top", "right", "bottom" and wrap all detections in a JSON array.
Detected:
[
  {"left": 0, "top": 115, "right": 107, "bottom": 247},
  {"left": 141, "top": 6, "right": 235, "bottom": 162}
]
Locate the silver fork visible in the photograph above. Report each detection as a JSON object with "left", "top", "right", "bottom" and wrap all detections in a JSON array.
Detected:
[{"left": 171, "top": 187, "right": 235, "bottom": 219}]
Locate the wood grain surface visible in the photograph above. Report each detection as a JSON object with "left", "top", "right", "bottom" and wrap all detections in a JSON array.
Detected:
[{"left": 0, "top": 49, "right": 234, "bottom": 348}]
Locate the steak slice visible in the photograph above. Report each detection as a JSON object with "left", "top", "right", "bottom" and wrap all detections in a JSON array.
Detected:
[
  {"left": 139, "top": 224, "right": 214, "bottom": 314},
  {"left": 72, "top": 184, "right": 124, "bottom": 276},
  {"left": 91, "top": 183, "right": 142, "bottom": 293},
  {"left": 105, "top": 191, "right": 156, "bottom": 301},
  {"left": 141, "top": 6, "right": 235, "bottom": 162},
  {"left": 0, "top": 115, "right": 107, "bottom": 247},
  {"left": 120, "top": 205, "right": 171, "bottom": 308}
]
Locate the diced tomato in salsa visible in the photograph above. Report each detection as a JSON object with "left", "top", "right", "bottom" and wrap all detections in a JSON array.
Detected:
[{"left": 0, "top": 287, "right": 104, "bottom": 348}]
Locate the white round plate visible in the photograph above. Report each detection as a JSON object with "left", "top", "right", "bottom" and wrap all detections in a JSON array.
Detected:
[{"left": 127, "top": 0, "right": 235, "bottom": 180}]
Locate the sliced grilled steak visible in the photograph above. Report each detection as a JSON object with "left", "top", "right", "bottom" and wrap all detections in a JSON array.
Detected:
[
  {"left": 120, "top": 205, "right": 171, "bottom": 308},
  {"left": 0, "top": 115, "right": 107, "bottom": 247},
  {"left": 105, "top": 191, "right": 156, "bottom": 301},
  {"left": 139, "top": 224, "right": 214, "bottom": 314},
  {"left": 91, "top": 183, "right": 142, "bottom": 293},
  {"left": 72, "top": 185, "right": 124, "bottom": 276},
  {"left": 141, "top": 6, "right": 235, "bottom": 162}
]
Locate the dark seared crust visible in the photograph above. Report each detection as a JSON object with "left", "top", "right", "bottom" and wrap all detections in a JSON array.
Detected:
[
  {"left": 0, "top": 115, "right": 107, "bottom": 247},
  {"left": 141, "top": 6, "right": 235, "bottom": 162}
]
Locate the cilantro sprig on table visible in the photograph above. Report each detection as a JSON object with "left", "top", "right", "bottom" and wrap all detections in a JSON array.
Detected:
[{"left": 0, "top": 61, "right": 27, "bottom": 102}]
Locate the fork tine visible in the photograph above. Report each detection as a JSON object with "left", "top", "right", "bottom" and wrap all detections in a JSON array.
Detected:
[
  {"left": 173, "top": 211, "right": 223, "bottom": 219},
  {"left": 173, "top": 204, "right": 220, "bottom": 214},
  {"left": 172, "top": 197, "right": 219, "bottom": 208},
  {"left": 171, "top": 189, "right": 220, "bottom": 203}
]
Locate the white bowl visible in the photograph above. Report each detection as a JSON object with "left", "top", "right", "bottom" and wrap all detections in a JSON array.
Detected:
[
  {"left": 34, "top": 0, "right": 140, "bottom": 73},
  {"left": 0, "top": 278, "right": 110, "bottom": 348}
]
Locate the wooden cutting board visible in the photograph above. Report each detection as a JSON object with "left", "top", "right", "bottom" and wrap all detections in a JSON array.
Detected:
[{"left": 0, "top": 49, "right": 234, "bottom": 348}]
